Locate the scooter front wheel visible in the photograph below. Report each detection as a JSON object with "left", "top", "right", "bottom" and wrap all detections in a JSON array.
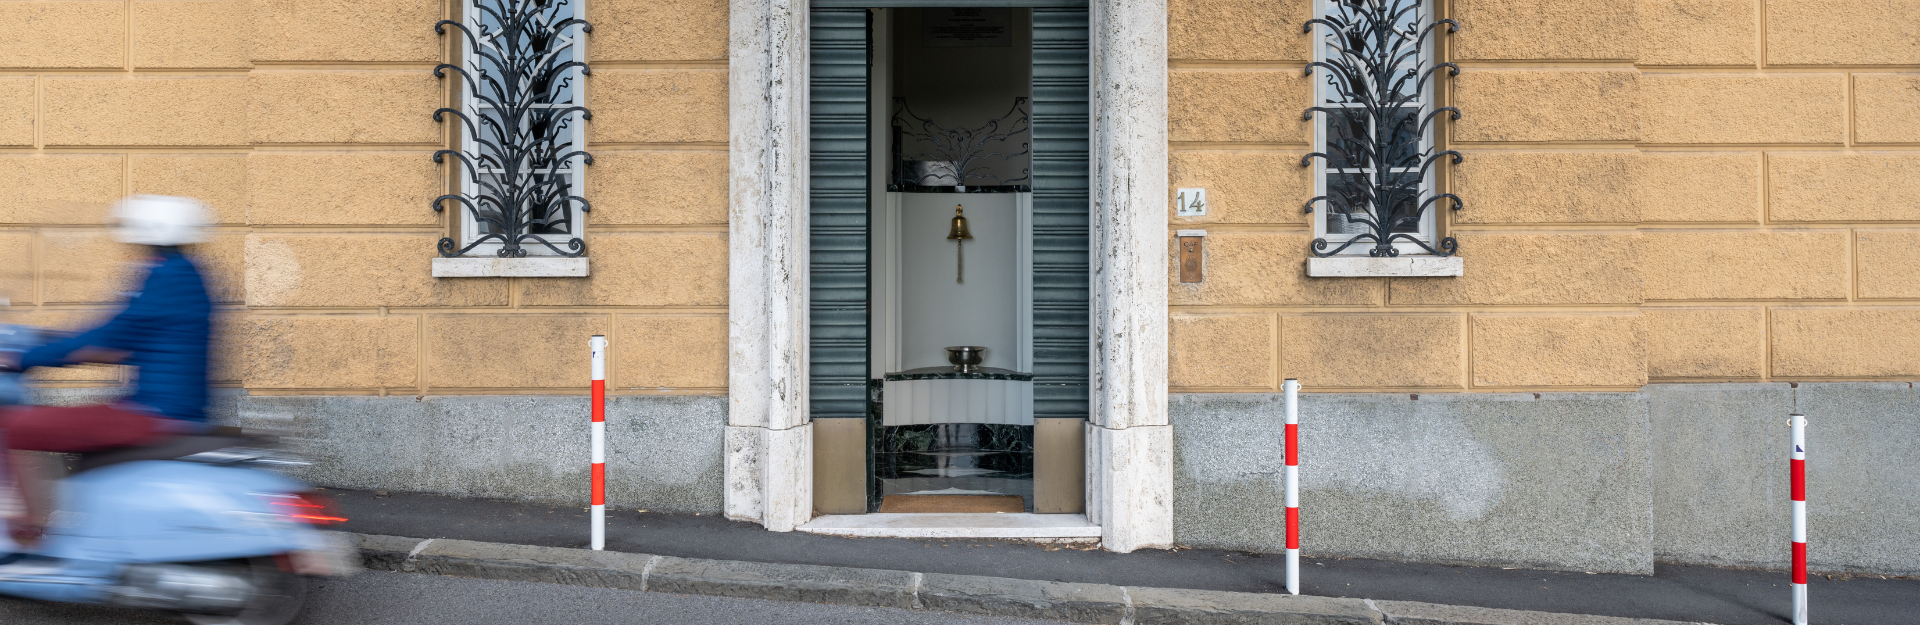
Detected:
[{"left": 181, "top": 557, "right": 308, "bottom": 625}]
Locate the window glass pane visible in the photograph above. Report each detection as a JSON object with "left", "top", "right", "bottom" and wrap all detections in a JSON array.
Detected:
[
  {"left": 1326, "top": 172, "right": 1372, "bottom": 235},
  {"left": 473, "top": 172, "right": 576, "bottom": 235},
  {"left": 1322, "top": 0, "right": 1424, "bottom": 106},
  {"left": 1326, "top": 109, "right": 1369, "bottom": 170},
  {"left": 469, "top": 173, "right": 507, "bottom": 235},
  {"left": 1384, "top": 106, "right": 1420, "bottom": 170},
  {"left": 1380, "top": 171, "right": 1422, "bottom": 234},
  {"left": 474, "top": 107, "right": 513, "bottom": 163},
  {"left": 523, "top": 170, "right": 577, "bottom": 235},
  {"left": 474, "top": 1, "right": 578, "bottom": 106},
  {"left": 1326, "top": 172, "right": 1422, "bottom": 236},
  {"left": 1322, "top": 2, "right": 1370, "bottom": 106},
  {"left": 475, "top": 109, "right": 580, "bottom": 170},
  {"left": 1326, "top": 211, "right": 1372, "bottom": 236}
]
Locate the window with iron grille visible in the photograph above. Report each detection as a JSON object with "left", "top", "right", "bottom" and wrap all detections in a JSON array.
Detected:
[
  {"left": 1304, "top": 0, "right": 1460, "bottom": 258},
  {"left": 434, "top": 0, "right": 591, "bottom": 258}
]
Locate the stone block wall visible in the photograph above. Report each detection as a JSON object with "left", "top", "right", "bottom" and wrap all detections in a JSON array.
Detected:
[
  {"left": 2, "top": 0, "right": 1916, "bottom": 559},
  {"left": 0, "top": 0, "right": 733, "bottom": 399},
  {"left": 6, "top": 0, "right": 1910, "bottom": 406},
  {"left": 1175, "top": 384, "right": 1920, "bottom": 575},
  {"left": 1166, "top": 0, "right": 1920, "bottom": 393}
]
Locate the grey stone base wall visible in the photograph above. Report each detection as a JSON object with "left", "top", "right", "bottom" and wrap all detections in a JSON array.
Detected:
[
  {"left": 184, "top": 393, "right": 721, "bottom": 514},
  {"left": 1172, "top": 383, "right": 1920, "bottom": 576},
  {"left": 24, "top": 390, "right": 729, "bottom": 514},
  {"left": 27, "top": 384, "right": 1916, "bottom": 575}
]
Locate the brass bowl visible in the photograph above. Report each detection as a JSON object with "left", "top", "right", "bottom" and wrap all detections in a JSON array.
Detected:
[{"left": 945, "top": 346, "right": 987, "bottom": 372}]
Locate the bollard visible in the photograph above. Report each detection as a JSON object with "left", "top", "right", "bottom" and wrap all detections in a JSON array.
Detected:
[
  {"left": 590, "top": 335, "right": 608, "bottom": 551},
  {"left": 1284, "top": 378, "right": 1300, "bottom": 596},
  {"left": 1790, "top": 413, "right": 1807, "bottom": 625}
]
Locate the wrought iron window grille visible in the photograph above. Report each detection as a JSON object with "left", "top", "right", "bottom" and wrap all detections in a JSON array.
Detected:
[
  {"left": 1301, "top": 0, "right": 1463, "bottom": 258},
  {"left": 432, "top": 0, "right": 592, "bottom": 258},
  {"left": 889, "top": 97, "right": 1032, "bottom": 193}
]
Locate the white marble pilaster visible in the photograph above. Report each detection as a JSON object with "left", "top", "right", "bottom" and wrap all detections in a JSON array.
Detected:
[
  {"left": 1087, "top": 0, "right": 1169, "bottom": 432},
  {"left": 1085, "top": 0, "right": 1173, "bottom": 550},
  {"left": 726, "top": 0, "right": 811, "bottom": 530},
  {"left": 1086, "top": 423, "right": 1174, "bottom": 551}
]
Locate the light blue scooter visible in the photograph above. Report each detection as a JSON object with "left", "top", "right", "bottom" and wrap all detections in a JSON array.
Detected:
[{"left": 0, "top": 324, "right": 356, "bottom": 625}]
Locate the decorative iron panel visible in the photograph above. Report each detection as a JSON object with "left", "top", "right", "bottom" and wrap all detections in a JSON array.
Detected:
[
  {"left": 433, "top": 0, "right": 591, "bottom": 258},
  {"left": 888, "top": 96, "right": 1032, "bottom": 191},
  {"left": 809, "top": 8, "right": 872, "bottom": 419},
  {"left": 1302, "top": 0, "right": 1462, "bottom": 258},
  {"left": 1030, "top": 7, "right": 1090, "bottom": 419}
]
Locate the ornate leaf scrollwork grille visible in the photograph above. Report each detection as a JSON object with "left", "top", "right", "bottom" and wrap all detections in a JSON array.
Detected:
[
  {"left": 889, "top": 97, "right": 1032, "bottom": 191},
  {"left": 432, "top": 0, "right": 592, "bottom": 258},
  {"left": 1302, "top": 0, "right": 1463, "bottom": 258}
]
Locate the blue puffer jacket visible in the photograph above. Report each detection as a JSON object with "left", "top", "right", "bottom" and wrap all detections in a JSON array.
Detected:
[{"left": 20, "top": 249, "right": 212, "bottom": 423}]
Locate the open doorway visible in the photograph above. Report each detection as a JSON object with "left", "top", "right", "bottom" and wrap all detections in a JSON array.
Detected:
[
  {"left": 810, "top": 5, "right": 1088, "bottom": 523},
  {"left": 870, "top": 7, "right": 1036, "bottom": 514}
]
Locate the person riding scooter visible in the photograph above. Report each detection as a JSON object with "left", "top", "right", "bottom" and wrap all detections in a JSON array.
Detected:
[
  {"left": 0, "top": 196, "right": 352, "bottom": 624},
  {"left": 0, "top": 195, "right": 215, "bottom": 547}
]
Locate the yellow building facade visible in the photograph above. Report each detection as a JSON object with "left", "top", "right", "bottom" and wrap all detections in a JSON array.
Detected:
[{"left": 3, "top": 0, "right": 1917, "bottom": 575}]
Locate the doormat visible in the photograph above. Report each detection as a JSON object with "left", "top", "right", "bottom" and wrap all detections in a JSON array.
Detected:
[{"left": 878, "top": 494, "right": 1025, "bottom": 514}]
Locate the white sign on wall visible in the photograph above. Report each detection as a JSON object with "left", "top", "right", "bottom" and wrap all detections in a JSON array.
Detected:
[{"left": 1176, "top": 188, "right": 1208, "bottom": 217}]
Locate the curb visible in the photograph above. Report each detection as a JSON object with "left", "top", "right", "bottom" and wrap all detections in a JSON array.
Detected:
[{"left": 354, "top": 533, "right": 1713, "bottom": 625}]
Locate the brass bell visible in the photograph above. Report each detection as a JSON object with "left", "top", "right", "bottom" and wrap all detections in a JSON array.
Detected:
[
  {"left": 946, "top": 205, "right": 972, "bottom": 283},
  {"left": 946, "top": 205, "right": 972, "bottom": 241}
]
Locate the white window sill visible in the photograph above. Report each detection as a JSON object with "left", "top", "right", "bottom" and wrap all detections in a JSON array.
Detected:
[
  {"left": 1307, "top": 256, "right": 1462, "bottom": 277},
  {"left": 432, "top": 257, "right": 589, "bottom": 278}
]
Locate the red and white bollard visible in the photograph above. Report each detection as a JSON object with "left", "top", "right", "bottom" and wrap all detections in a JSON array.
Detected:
[
  {"left": 1284, "top": 378, "right": 1301, "bottom": 596},
  {"left": 590, "top": 335, "right": 608, "bottom": 551},
  {"left": 1790, "top": 413, "right": 1807, "bottom": 625}
]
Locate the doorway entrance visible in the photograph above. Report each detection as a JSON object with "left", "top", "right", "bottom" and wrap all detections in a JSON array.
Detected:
[{"left": 808, "top": 5, "right": 1090, "bottom": 520}]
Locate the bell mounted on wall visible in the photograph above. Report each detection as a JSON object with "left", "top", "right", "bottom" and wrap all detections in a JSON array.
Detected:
[
  {"left": 946, "top": 205, "right": 972, "bottom": 241},
  {"left": 947, "top": 205, "right": 972, "bottom": 283}
]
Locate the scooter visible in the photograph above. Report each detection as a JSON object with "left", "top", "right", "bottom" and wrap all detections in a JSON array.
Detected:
[{"left": 0, "top": 324, "right": 356, "bottom": 625}]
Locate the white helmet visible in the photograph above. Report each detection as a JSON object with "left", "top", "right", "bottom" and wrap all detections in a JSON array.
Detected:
[{"left": 113, "top": 195, "right": 210, "bottom": 247}]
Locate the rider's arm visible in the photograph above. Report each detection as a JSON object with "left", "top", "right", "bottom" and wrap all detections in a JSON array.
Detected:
[
  {"left": 17, "top": 314, "right": 141, "bottom": 369},
  {"left": 16, "top": 273, "right": 162, "bottom": 370}
]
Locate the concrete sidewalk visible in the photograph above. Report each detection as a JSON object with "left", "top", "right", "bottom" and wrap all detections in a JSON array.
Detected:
[{"left": 329, "top": 489, "right": 1920, "bottom": 625}]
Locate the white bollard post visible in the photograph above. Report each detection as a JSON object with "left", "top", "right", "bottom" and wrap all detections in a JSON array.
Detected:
[
  {"left": 1284, "top": 378, "right": 1300, "bottom": 596},
  {"left": 590, "top": 335, "right": 608, "bottom": 551},
  {"left": 1790, "top": 413, "right": 1807, "bottom": 625}
]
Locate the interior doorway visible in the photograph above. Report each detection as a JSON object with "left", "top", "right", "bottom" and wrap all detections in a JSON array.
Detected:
[
  {"left": 870, "top": 7, "right": 1036, "bottom": 513},
  {"left": 809, "top": 5, "right": 1090, "bottom": 519}
]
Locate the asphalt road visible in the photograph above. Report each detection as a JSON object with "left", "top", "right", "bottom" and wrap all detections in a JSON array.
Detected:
[
  {"left": 0, "top": 570, "right": 1074, "bottom": 625},
  {"left": 330, "top": 488, "right": 1920, "bottom": 625}
]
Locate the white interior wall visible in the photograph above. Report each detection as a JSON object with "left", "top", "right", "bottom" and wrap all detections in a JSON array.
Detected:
[{"left": 896, "top": 193, "right": 1021, "bottom": 372}]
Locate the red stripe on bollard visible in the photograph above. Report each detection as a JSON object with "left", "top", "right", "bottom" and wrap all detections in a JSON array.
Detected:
[
  {"left": 1285, "top": 507, "right": 1300, "bottom": 549},
  {"left": 591, "top": 464, "right": 605, "bottom": 506},
  {"left": 591, "top": 379, "right": 606, "bottom": 423},
  {"left": 1285, "top": 423, "right": 1298, "bottom": 466},
  {"left": 1790, "top": 458, "right": 1805, "bottom": 501},
  {"left": 1792, "top": 542, "right": 1807, "bottom": 584}
]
